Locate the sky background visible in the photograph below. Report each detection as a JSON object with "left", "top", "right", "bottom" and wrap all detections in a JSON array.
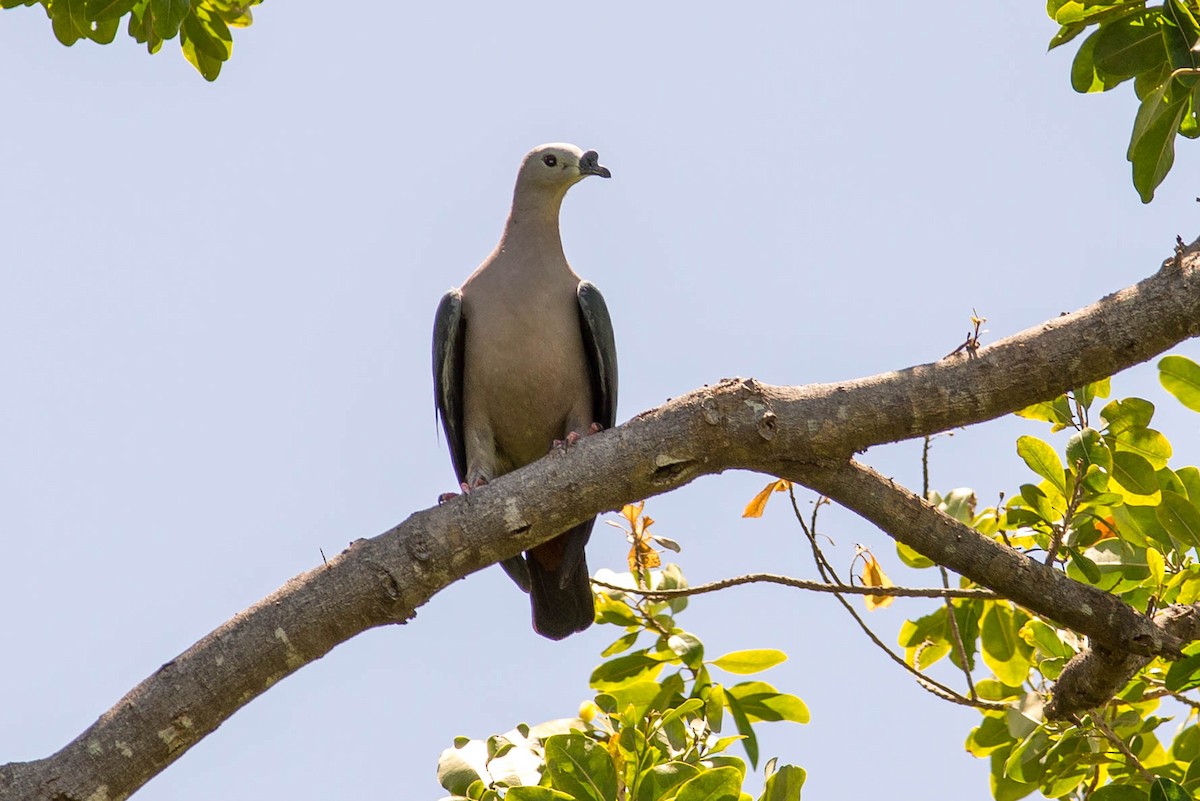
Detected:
[{"left": 3, "top": 2, "right": 1200, "bottom": 799}]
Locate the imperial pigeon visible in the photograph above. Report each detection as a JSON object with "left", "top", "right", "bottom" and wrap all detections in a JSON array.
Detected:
[{"left": 433, "top": 143, "right": 617, "bottom": 640}]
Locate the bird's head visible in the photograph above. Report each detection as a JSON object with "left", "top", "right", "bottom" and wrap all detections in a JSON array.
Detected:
[{"left": 516, "top": 143, "right": 612, "bottom": 192}]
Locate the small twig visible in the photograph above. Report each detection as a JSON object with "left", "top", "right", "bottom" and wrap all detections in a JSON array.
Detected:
[
  {"left": 591, "top": 574, "right": 998, "bottom": 601},
  {"left": 1086, "top": 713, "right": 1155, "bottom": 784},
  {"left": 778, "top": 482, "right": 998, "bottom": 709},
  {"left": 788, "top": 485, "right": 836, "bottom": 583},
  {"left": 943, "top": 309, "right": 987, "bottom": 359},
  {"left": 924, "top": 434, "right": 978, "bottom": 700},
  {"left": 817, "top": 580, "right": 1003, "bottom": 710},
  {"left": 939, "top": 566, "right": 978, "bottom": 700},
  {"left": 1143, "top": 684, "right": 1200, "bottom": 711},
  {"left": 922, "top": 435, "right": 932, "bottom": 500},
  {"left": 1045, "top": 458, "right": 1086, "bottom": 566}
]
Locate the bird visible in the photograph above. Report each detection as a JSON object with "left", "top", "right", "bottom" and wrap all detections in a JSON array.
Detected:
[{"left": 432, "top": 143, "right": 617, "bottom": 640}]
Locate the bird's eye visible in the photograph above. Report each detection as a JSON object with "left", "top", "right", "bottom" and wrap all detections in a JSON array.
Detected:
[{"left": 542, "top": 154, "right": 557, "bottom": 167}]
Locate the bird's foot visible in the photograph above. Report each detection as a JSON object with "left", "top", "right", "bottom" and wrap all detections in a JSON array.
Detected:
[
  {"left": 437, "top": 478, "right": 488, "bottom": 505},
  {"left": 550, "top": 424, "right": 604, "bottom": 452}
]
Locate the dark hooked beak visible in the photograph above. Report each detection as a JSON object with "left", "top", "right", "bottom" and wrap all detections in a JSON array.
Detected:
[{"left": 578, "top": 150, "right": 612, "bottom": 178}]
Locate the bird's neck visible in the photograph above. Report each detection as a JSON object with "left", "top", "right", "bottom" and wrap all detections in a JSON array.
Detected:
[{"left": 498, "top": 187, "right": 569, "bottom": 266}]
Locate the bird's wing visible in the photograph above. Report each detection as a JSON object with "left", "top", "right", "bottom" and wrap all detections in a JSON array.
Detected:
[
  {"left": 531, "top": 279, "right": 619, "bottom": 603},
  {"left": 577, "top": 280, "right": 618, "bottom": 430},
  {"left": 433, "top": 288, "right": 467, "bottom": 485},
  {"left": 435, "top": 286, "right": 533, "bottom": 592}
]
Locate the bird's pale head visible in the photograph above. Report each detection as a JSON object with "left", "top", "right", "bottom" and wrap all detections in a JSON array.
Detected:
[{"left": 516, "top": 143, "right": 612, "bottom": 192}]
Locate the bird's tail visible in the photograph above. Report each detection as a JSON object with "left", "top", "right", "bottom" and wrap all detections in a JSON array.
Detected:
[{"left": 527, "top": 521, "right": 596, "bottom": 640}]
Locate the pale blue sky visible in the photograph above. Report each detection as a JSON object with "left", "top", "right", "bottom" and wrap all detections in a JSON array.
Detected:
[{"left": 3, "top": 2, "right": 1199, "bottom": 799}]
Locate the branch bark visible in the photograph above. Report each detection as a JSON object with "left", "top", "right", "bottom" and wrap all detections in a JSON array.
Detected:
[{"left": 3, "top": 241, "right": 1199, "bottom": 800}]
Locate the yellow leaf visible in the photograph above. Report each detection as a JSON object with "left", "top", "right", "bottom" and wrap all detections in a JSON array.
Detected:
[
  {"left": 860, "top": 551, "right": 895, "bottom": 610},
  {"left": 742, "top": 479, "right": 791, "bottom": 518}
]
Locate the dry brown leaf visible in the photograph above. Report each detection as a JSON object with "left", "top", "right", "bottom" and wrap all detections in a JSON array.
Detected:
[{"left": 742, "top": 479, "right": 791, "bottom": 518}]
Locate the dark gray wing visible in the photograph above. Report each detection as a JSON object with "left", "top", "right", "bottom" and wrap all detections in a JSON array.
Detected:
[
  {"left": 433, "top": 288, "right": 532, "bottom": 592},
  {"left": 541, "top": 280, "right": 618, "bottom": 596},
  {"left": 433, "top": 289, "right": 467, "bottom": 485},
  {"left": 577, "top": 281, "right": 618, "bottom": 430}
]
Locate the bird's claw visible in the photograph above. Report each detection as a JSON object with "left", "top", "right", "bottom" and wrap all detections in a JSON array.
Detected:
[
  {"left": 551, "top": 424, "right": 604, "bottom": 453},
  {"left": 438, "top": 478, "right": 487, "bottom": 505}
]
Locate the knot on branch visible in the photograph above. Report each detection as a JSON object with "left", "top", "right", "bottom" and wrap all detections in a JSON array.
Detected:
[
  {"left": 732, "top": 378, "right": 777, "bottom": 441},
  {"left": 1046, "top": 603, "right": 1200, "bottom": 720}
]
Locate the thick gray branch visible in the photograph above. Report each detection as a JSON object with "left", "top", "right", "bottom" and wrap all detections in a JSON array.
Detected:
[{"left": 2, "top": 242, "right": 1199, "bottom": 800}]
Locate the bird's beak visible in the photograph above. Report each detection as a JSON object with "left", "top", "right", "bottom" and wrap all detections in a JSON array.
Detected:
[{"left": 578, "top": 150, "right": 612, "bottom": 179}]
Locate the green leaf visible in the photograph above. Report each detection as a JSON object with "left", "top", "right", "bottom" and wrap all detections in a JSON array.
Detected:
[
  {"left": 438, "top": 741, "right": 488, "bottom": 796},
  {"left": 1128, "top": 76, "right": 1190, "bottom": 202},
  {"left": 724, "top": 691, "right": 758, "bottom": 769},
  {"left": 966, "top": 713, "right": 1014, "bottom": 757},
  {"left": 1051, "top": 21, "right": 1089, "bottom": 50},
  {"left": 1076, "top": 377, "right": 1111, "bottom": 408},
  {"left": 759, "top": 765, "right": 806, "bottom": 801},
  {"left": 543, "top": 734, "right": 619, "bottom": 801},
  {"left": 1161, "top": 355, "right": 1200, "bottom": 412},
  {"left": 668, "top": 633, "right": 705, "bottom": 669},
  {"left": 726, "top": 682, "right": 810, "bottom": 724},
  {"left": 1093, "top": 11, "right": 1168, "bottom": 79},
  {"left": 1066, "top": 546, "right": 1103, "bottom": 583},
  {"left": 1150, "top": 777, "right": 1193, "bottom": 801},
  {"left": 1090, "top": 785, "right": 1149, "bottom": 800},
  {"left": 1113, "top": 502, "right": 1172, "bottom": 549},
  {"left": 674, "top": 767, "right": 743, "bottom": 801},
  {"left": 507, "top": 789, "right": 576, "bottom": 801},
  {"left": 1073, "top": 31, "right": 1123, "bottom": 91},
  {"left": 181, "top": 5, "right": 230, "bottom": 59},
  {"left": 1112, "top": 451, "right": 1160, "bottom": 496},
  {"left": 711, "top": 650, "right": 787, "bottom": 675},
  {"left": 1102, "top": 397, "right": 1156, "bottom": 434},
  {"left": 149, "top": 0, "right": 188, "bottom": 39},
  {"left": 1178, "top": 466, "right": 1200, "bottom": 503},
  {"left": 1158, "top": 490, "right": 1200, "bottom": 548},
  {"left": 1147, "top": 546, "right": 1166, "bottom": 585},
  {"left": 601, "top": 631, "right": 641, "bottom": 658},
  {"left": 1112, "top": 426, "right": 1173, "bottom": 469},
  {"left": 1016, "top": 396, "right": 1075, "bottom": 431},
  {"left": 1164, "top": 652, "right": 1200, "bottom": 692},
  {"left": 48, "top": 0, "right": 82, "bottom": 44},
  {"left": 1017, "top": 436, "right": 1067, "bottom": 495},
  {"left": 896, "top": 540, "right": 935, "bottom": 569},
  {"left": 1003, "top": 728, "right": 1051, "bottom": 784},
  {"left": 659, "top": 698, "right": 705, "bottom": 730},
  {"left": 1159, "top": 467, "right": 1188, "bottom": 497},
  {"left": 85, "top": 0, "right": 134, "bottom": 21},
  {"left": 981, "top": 604, "right": 1035, "bottom": 686},
  {"left": 705, "top": 684, "right": 725, "bottom": 733},
  {"left": 636, "top": 763, "right": 700, "bottom": 801},
  {"left": 1164, "top": 0, "right": 1200, "bottom": 71},
  {"left": 990, "top": 747, "right": 1041, "bottom": 801},
  {"left": 590, "top": 651, "right": 664, "bottom": 690},
  {"left": 594, "top": 594, "right": 640, "bottom": 626},
  {"left": 1066, "top": 427, "right": 1113, "bottom": 474}
]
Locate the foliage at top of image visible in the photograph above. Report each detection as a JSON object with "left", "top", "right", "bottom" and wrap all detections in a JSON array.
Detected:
[
  {"left": 0, "top": 0, "right": 259, "bottom": 80},
  {"left": 1047, "top": 0, "right": 1200, "bottom": 201}
]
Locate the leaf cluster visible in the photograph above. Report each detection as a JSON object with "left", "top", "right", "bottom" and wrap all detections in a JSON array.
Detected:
[
  {"left": 0, "top": 0, "right": 257, "bottom": 80},
  {"left": 898, "top": 355, "right": 1200, "bottom": 800},
  {"left": 1047, "top": 1, "right": 1200, "bottom": 201},
  {"left": 437, "top": 561, "right": 808, "bottom": 801}
]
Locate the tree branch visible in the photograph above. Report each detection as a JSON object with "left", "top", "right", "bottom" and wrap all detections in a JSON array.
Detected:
[
  {"left": 591, "top": 573, "right": 998, "bottom": 600},
  {"left": 3, "top": 240, "right": 1199, "bottom": 799}
]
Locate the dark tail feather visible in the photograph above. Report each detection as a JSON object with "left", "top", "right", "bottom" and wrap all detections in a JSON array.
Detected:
[{"left": 527, "top": 521, "right": 595, "bottom": 640}]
